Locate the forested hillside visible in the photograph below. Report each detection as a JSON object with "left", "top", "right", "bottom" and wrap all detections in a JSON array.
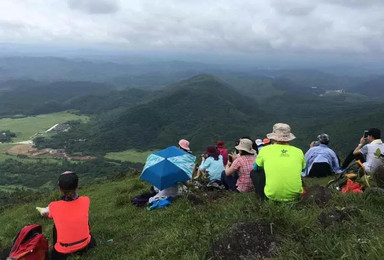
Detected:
[
  {"left": 35, "top": 75, "right": 265, "bottom": 154},
  {"left": 31, "top": 74, "right": 384, "bottom": 156}
]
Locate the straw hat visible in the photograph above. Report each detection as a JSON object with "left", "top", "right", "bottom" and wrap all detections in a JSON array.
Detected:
[{"left": 266, "top": 123, "right": 296, "bottom": 142}]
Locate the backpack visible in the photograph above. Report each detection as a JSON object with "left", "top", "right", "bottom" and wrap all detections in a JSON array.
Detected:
[
  {"left": 132, "top": 191, "right": 157, "bottom": 206},
  {"left": 327, "top": 160, "right": 367, "bottom": 191},
  {"left": 7, "top": 224, "right": 48, "bottom": 260}
]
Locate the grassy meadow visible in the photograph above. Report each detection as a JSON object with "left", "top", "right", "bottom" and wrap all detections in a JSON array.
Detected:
[
  {"left": 0, "top": 112, "right": 88, "bottom": 162},
  {"left": 105, "top": 150, "right": 154, "bottom": 163},
  {"left": 0, "top": 112, "right": 88, "bottom": 142},
  {"left": 1, "top": 173, "right": 384, "bottom": 259}
]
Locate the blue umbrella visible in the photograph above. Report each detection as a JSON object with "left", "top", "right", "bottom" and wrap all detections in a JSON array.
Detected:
[{"left": 140, "top": 146, "right": 196, "bottom": 190}]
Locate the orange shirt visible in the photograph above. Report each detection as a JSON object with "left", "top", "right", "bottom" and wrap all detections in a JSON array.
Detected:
[{"left": 49, "top": 196, "right": 91, "bottom": 254}]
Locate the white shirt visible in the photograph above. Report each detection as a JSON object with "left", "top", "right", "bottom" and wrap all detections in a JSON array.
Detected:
[{"left": 360, "top": 139, "right": 384, "bottom": 173}]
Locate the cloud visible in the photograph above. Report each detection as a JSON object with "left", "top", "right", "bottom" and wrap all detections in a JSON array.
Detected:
[
  {"left": 0, "top": 0, "right": 384, "bottom": 58},
  {"left": 271, "top": 1, "right": 315, "bottom": 16},
  {"left": 67, "top": 0, "right": 119, "bottom": 14},
  {"left": 324, "top": 0, "right": 384, "bottom": 9}
]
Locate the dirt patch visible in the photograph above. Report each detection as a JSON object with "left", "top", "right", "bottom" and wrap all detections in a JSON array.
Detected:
[
  {"left": 5, "top": 144, "right": 35, "bottom": 155},
  {"left": 301, "top": 185, "right": 332, "bottom": 206},
  {"left": 211, "top": 221, "right": 279, "bottom": 260},
  {"left": 318, "top": 207, "right": 361, "bottom": 227},
  {"left": 4, "top": 144, "right": 96, "bottom": 161},
  {"left": 186, "top": 191, "right": 227, "bottom": 205},
  {"left": 205, "top": 191, "right": 227, "bottom": 202},
  {"left": 186, "top": 193, "right": 205, "bottom": 205}
]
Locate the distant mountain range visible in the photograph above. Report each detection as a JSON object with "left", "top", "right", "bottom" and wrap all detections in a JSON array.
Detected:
[
  {"left": 0, "top": 56, "right": 383, "bottom": 154},
  {"left": 1, "top": 56, "right": 383, "bottom": 94},
  {"left": 0, "top": 80, "right": 113, "bottom": 116},
  {"left": 348, "top": 76, "right": 384, "bottom": 97},
  {"left": 36, "top": 75, "right": 265, "bottom": 153},
  {"left": 32, "top": 74, "right": 384, "bottom": 155}
]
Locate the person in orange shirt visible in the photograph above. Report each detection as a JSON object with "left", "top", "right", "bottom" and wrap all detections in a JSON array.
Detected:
[{"left": 42, "top": 171, "right": 96, "bottom": 260}]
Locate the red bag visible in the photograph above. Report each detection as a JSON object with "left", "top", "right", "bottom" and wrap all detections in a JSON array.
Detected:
[
  {"left": 8, "top": 224, "right": 48, "bottom": 260},
  {"left": 341, "top": 179, "right": 363, "bottom": 194}
]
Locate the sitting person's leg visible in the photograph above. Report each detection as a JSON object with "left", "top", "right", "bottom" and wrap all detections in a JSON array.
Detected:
[
  {"left": 308, "top": 163, "right": 332, "bottom": 177},
  {"left": 250, "top": 169, "right": 267, "bottom": 200},
  {"left": 221, "top": 171, "right": 239, "bottom": 192},
  {"left": 342, "top": 150, "right": 365, "bottom": 169}
]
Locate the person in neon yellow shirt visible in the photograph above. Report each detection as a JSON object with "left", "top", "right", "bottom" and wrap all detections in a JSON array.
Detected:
[{"left": 254, "top": 123, "right": 305, "bottom": 201}]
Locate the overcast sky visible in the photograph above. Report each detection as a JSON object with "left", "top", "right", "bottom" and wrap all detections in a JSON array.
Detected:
[{"left": 1, "top": 0, "right": 384, "bottom": 63}]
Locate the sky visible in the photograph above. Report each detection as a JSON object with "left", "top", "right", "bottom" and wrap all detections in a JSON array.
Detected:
[{"left": 1, "top": 0, "right": 384, "bottom": 65}]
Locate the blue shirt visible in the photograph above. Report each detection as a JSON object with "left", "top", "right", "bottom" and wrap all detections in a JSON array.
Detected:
[
  {"left": 303, "top": 144, "right": 341, "bottom": 176},
  {"left": 199, "top": 155, "right": 225, "bottom": 181}
]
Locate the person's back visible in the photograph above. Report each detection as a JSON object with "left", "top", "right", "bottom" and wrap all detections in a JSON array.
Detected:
[
  {"left": 257, "top": 144, "right": 304, "bottom": 201},
  {"left": 49, "top": 196, "right": 91, "bottom": 254},
  {"left": 303, "top": 134, "right": 341, "bottom": 177},
  {"left": 354, "top": 128, "right": 384, "bottom": 174},
  {"left": 362, "top": 141, "right": 384, "bottom": 173},
  {"left": 216, "top": 141, "right": 228, "bottom": 165},
  {"left": 200, "top": 154, "right": 225, "bottom": 181},
  {"left": 44, "top": 171, "right": 95, "bottom": 259},
  {"left": 255, "top": 123, "right": 305, "bottom": 201}
]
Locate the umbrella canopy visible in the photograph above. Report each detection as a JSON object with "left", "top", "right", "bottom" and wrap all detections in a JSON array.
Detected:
[{"left": 140, "top": 146, "right": 196, "bottom": 190}]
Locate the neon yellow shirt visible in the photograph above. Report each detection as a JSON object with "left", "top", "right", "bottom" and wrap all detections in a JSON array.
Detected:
[{"left": 255, "top": 144, "right": 305, "bottom": 201}]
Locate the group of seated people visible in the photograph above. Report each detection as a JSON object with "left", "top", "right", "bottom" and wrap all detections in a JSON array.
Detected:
[
  {"left": 38, "top": 124, "right": 383, "bottom": 259},
  {"left": 187, "top": 124, "right": 384, "bottom": 202}
]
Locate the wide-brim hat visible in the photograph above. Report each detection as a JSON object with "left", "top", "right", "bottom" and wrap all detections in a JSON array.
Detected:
[
  {"left": 266, "top": 123, "right": 296, "bottom": 142},
  {"left": 235, "top": 138, "right": 256, "bottom": 154},
  {"left": 178, "top": 139, "right": 190, "bottom": 151},
  {"left": 204, "top": 146, "right": 220, "bottom": 157}
]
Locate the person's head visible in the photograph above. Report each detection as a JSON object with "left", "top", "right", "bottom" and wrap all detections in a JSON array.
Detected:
[
  {"left": 367, "top": 128, "right": 381, "bottom": 141},
  {"left": 317, "top": 133, "right": 329, "bottom": 145},
  {"left": 263, "top": 138, "right": 271, "bottom": 146},
  {"left": 235, "top": 138, "right": 256, "bottom": 155},
  {"left": 58, "top": 171, "right": 78, "bottom": 199},
  {"left": 216, "top": 140, "right": 225, "bottom": 149},
  {"left": 255, "top": 139, "right": 263, "bottom": 147},
  {"left": 178, "top": 139, "right": 190, "bottom": 152},
  {"left": 266, "top": 123, "right": 296, "bottom": 144},
  {"left": 204, "top": 146, "right": 220, "bottom": 160}
]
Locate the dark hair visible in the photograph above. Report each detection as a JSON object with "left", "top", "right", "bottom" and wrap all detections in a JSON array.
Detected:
[
  {"left": 317, "top": 133, "right": 329, "bottom": 145},
  {"left": 239, "top": 150, "right": 254, "bottom": 156},
  {"left": 368, "top": 128, "right": 381, "bottom": 139},
  {"left": 212, "top": 154, "right": 219, "bottom": 160},
  {"left": 58, "top": 172, "right": 78, "bottom": 191}
]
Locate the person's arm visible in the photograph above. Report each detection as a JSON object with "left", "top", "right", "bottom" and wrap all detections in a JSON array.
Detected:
[
  {"left": 330, "top": 150, "right": 342, "bottom": 173},
  {"left": 225, "top": 158, "right": 239, "bottom": 176},
  {"left": 353, "top": 137, "right": 366, "bottom": 155},
  {"left": 199, "top": 157, "right": 209, "bottom": 171}
]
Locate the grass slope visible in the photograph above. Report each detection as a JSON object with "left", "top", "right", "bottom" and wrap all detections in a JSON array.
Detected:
[{"left": 1, "top": 174, "right": 384, "bottom": 259}]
